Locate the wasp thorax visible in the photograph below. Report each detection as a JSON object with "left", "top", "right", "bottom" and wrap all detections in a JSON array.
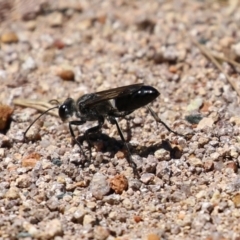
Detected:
[{"left": 58, "top": 98, "right": 76, "bottom": 121}]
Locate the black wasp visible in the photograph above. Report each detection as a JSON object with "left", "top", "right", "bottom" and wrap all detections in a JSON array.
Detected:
[{"left": 24, "top": 83, "right": 181, "bottom": 175}]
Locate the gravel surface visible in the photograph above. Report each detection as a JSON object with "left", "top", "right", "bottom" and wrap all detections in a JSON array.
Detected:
[{"left": 0, "top": 0, "right": 240, "bottom": 239}]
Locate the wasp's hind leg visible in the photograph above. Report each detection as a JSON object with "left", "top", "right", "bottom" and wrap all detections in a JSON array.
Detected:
[
  {"left": 109, "top": 116, "right": 139, "bottom": 178},
  {"left": 147, "top": 106, "right": 183, "bottom": 136}
]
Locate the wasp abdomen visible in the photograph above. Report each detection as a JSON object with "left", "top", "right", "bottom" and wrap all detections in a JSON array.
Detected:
[{"left": 115, "top": 86, "right": 160, "bottom": 112}]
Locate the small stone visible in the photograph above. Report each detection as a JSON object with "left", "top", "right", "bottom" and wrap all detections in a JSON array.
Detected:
[
  {"left": 133, "top": 215, "right": 143, "bottom": 223},
  {"left": 143, "top": 155, "right": 158, "bottom": 173},
  {"left": 90, "top": 173, "right": 110, "bottom": 200},
  {"left": 0, "top": 104, "right": 13, "bottom": 130},
  {"left": 23, "top": 222, "right": 39, "bottom": 237},
  {"left": 186, "top": 98, "right": 203, "bottom": 112},
  {"left": 5, "top": 187, "right": 20, "bottom": 199},
  {"left": 77, "top": 19, "right": 92, "bottom": 30},
  {"left": 103, "top": 194, "right": 121, "bottom": 205},
  {"left": 230, "top": 116, "right": 240, "bottom": 126},
  {"left": 156, "top": 161, "right": 170, "bottom": 178},
  {"left": 22, "top": 56, "right": 37, "bottom": 71},
  {"left": 233, "top": 42, "right": 240, "bottom": 57},
  {"left": 201, "top": 202, "right": 213, "bottom": 212},
  {"left": 22, "top": 153, "right": 41, "bottom": 168},
  {"left": 128, "top": 179, "right": 142, "bottom": 190},
  {"left": 0, "top": 134, "right": 11, "bottom": 148},
  {"left": 24, "top": 125, "right": 41, "bottom": 141},
  {"left": 154, "top": 149, "right": 170, "bottom": 161},
  {"left": 53, "top": 39, "right": 65, "bottom": 49},
  {"left": 1, "top": 32, "right": 18, "bottom": 43},
  {"left": 46, "top": 197, "right": 59, "bottom": 211},
  {"left": 198, "top": 137, "right": 209, "bottom": 146},
  {"left": 0, "top": 148, "right": 5, "bottom": 157},
  {"left": 109, "top": 174, "right": 128, "bottom": 194},
  {"left": 196, "top": 190, "right": 207, "bottom": 199},
  {"left": 209, "top": 112, "right": 219, "bottom": 122},
  {"left": 42, "top": 159, "right": 52, "bottom": 169},
  {"left": 73, "top": 206, "right": 86, "bottom": 223},
  {"left": 133, "top": 117, "right": 143, "bottom": 125},
  {"left": 230, "top": 149, "right": 238, "bottom": 159},
  {"left": 93, "top": 226, "right": 110, "bottom": 240},
  {"left": 147, "top": 233, "right": 160, "bottom": 240},
  {"left": 86, "top": 201, "right": 96, "bottom": 210},
  {"left": 169, "top": 65, "right": 178, "bottom": 73},
  {"left": 83, "top": 214, "right": 95, "bottom": 226},
  {"left": 210, "top": 190, "right": 221, "bottom": 204},
  {"left": 25, "top": 20, "right": 36, "bottom": 31},
  {"left": 48, "top": 12, "right": 63, "bottom": 27},
  {"left": 204, "top": 160, "right": 214, "bottom": 171},
  {"left": 109, "top": 211, "right": 117, "bottom": 220},
  {"left": 185, "top": 114, "right": 203, "bottom": 124},
  {"left": 225, "top": 161, "right": 238, "bottom": 173},
  {"left": 115, "top": 150, "right": 125, "bottom": 159},
  {"left": 140, "top": 173, "right": 155, "bottom": 184},
  {"left": 66, "top": 181, "right": 88, "bottom": 191},
  {"left": 57, "top": 70, "right": 75, "bottom": 81},
  {"left": 43, "top": 219, "right": 63, "bottom": 238},
  {"left": 122, "top": 198, "right": 133, "bottom": 210},
  {"left": 232, "top": 193, "right": 240, "bottom": 207},
  {"left": 219, "top": 36, "right": 234, "bottom": 48},
  {"left": 188, "top": 156, "right": 203, "bottom": 167},
  {"left": 16, "top": 174, "right": 31, "bottom": 188},
  {"left": 198, "top": 87, "right": 207, "bottom": 96},
  {"left": 197, "top": 117, "right": 214, "bottom": 130},
  {"left": 210, "top": 152, "right": 220, "bottom": 161}
]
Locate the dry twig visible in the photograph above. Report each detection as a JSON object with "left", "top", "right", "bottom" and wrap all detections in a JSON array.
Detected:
[
  {"left": 13, "top": 98, "right": 59, "bottom": 117},
  {"left": 189, "top": 35, "right": 240, "bottom": 97}
]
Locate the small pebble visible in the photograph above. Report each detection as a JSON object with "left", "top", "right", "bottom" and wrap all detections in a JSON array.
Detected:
[
  {"left": 154, "top": 149, "right": 170, "bottom": 161},
  {"left": 83, "top": 214, "right": 95, "bottom": 226},
  {"left": 0, "top": 104, "right": 13, "bottom": 131},
  {"left": 42, "top": 219, "right": 63, "bottom": 238},
  {"left": 147, "top": 233, "right": 160, "bottom": 240},
  {"left": 93, "top": 226, "right": 110, "bottom": 240},
  {"left": 109, "top": 174, "right": 128, "bottom": 194},
  {"left": 122, "top": 198, "right": 133, "bottom": 210},
  {"left": 204, "top": 160, "right": 214, "bottom": 171},
  {"left": 140, "top": 173, "right": 155, "bottom": 184},
  {"left": 232, "top": 193, "right": 240, "bottom": 207},
  {"left": 197, "top": 117, "right": 214, "bottom": 130},
  {"left": 225, "top": 161, "right": 238, "bottom": 173},
  {"left": 1, "top": 32, "right": 18, "bottom": 43},
  {"left": 48, "top": 12, "right": 64, "bottom": 27},
  {"left": 57, "top": 69, "right": 75, "bottom": 81},
  {"left": 5, "top": 187, "right": 20, "bottom": 199},
  {"left": 16, "top": 174, "right": 31, "bottom": 188},
  {"left": 188, "top": 156, "right": 203, "bottom": 167},
  {"left": 186, "top": 98, "right": 203, "bottom": 112},
  {"left": 90, "top": 173, "right": 110, "bottom": 199}
]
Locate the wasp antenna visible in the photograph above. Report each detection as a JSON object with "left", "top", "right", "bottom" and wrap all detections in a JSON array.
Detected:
[{"left": 24, "top": 106, "right": 59, "bottom": 139}]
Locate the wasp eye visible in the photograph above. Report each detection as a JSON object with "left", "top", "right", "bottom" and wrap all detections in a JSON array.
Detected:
[{"left": 58, "top": 98, "right": 75, "bottom": 121}]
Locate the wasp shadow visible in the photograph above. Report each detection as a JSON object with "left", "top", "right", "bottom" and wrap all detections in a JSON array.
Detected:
[{"left": 76, "top": 132, "right": 182, "bottom": 160}]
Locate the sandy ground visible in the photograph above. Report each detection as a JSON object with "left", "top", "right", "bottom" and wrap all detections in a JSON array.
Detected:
[{"left": 0, "top": 0, "right": 240, "bottom": 239}]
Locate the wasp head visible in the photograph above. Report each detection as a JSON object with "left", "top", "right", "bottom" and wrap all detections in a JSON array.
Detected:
[{"left": 59, "top": 98, "right": 76, "bottom": 121}]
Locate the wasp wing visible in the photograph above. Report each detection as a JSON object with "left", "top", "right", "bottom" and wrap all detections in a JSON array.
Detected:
[{"left": 84, "top": 83, "right": 143, "bottom": 108}]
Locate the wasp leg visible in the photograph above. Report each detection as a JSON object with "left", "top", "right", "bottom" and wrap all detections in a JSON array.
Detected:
[
  {"left": 147, "top": 106, "right": 183, "bottom": 136},
  {"left": 69, "top": 120, "right": 86, "bottom": 157},
  {"left": 109, "top": 117, "right": 139, "bottom": 178},
  {"left": 83, "top": 116, "right": 105, "bottom": 160}
]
